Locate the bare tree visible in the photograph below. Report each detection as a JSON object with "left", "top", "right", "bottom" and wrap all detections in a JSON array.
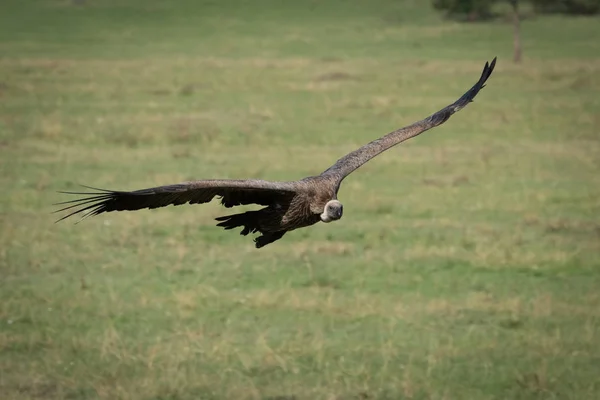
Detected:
[
  {"left": 510, "top": 0, "right": 522, "bottom": 63},
  {"left": 431, "top": 0, "right": 524, "bottom": 62}
]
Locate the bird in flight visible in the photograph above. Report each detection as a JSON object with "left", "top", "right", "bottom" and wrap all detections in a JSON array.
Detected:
[{"left": 55, "top": 58, "right": 496, "bottom": 248}]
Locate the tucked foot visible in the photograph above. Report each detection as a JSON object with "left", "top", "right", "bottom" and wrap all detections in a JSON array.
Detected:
[{"left": 254, "top": 231, "right": 286, "bottom": 248}]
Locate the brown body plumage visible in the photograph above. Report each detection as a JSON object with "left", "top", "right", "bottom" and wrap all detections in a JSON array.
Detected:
[{"left": 55, "top": 58, "right": 496, "bottom": 248}]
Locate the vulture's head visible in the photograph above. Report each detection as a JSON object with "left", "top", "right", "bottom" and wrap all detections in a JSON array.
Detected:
[{"left": 321, "top": 200, "right": 343, "bottom": 223}]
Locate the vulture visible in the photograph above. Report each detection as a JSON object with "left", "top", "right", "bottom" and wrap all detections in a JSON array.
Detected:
[{"left": 55, "top": 58, "right": 496, "bottom": 248}]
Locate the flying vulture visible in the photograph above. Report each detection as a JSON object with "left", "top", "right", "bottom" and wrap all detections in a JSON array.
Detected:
[{"left": 55, "top": 57, "right": 496, "bottom": 248}]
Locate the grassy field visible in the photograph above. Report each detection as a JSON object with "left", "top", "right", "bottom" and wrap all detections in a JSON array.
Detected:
[{"left": 1, "top": 0, "right": 599, "bottom": 399}]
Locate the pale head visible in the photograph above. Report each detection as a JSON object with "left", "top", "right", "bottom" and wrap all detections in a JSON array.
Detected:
[{"left": 320, "top": 200, "right": 343, "bottom": 223}]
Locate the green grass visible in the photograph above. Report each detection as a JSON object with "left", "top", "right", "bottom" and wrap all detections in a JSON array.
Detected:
[{"left": 1, "top": 0, "right": 599, "bottom": 399}]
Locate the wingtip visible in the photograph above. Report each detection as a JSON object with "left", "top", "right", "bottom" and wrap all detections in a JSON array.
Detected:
[
  {"left": 56, "top": 184, "right": 117, "bottom": 196},
  {"left": 53, "top": 214, "right": 70, "bottom": 224},
  {"left": 478, "top": 56, "right": 497, "bottom": 85}
]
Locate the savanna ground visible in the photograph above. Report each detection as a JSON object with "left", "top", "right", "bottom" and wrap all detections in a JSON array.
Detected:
[{"left": 1, "top": 0, "right": 599, "bottom": 399}]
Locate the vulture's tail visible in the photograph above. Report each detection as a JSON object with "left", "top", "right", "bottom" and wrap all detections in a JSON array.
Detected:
[
  {"left": 215, "top": 211, "right": 261, "bottom": 235},
  {"left": 215, "top": 211, "right": 286, "bottom": 248}
]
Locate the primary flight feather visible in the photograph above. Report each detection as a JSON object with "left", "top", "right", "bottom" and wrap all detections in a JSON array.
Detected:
[{"left": 55, "top": 57, "right": 497, "bottom": 248}]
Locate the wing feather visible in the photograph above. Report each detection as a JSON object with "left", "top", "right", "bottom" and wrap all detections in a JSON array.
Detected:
[
  {"left": 54, "top": 179, "right": 297, "bottom": 222},
  {"left": 321, "top": 57, "right": 497, "bottom": 182}
]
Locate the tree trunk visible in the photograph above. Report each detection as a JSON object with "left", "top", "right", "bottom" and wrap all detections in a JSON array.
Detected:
[{"left": 511, "top": 0, "right": 522, "bottom": 63}]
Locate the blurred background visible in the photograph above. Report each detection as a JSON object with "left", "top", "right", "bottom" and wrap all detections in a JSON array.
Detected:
[{"left": 1, "top": 0, "right": 599, "bottom": 399}]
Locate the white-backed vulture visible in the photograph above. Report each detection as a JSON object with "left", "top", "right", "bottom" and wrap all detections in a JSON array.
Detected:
[{"left": 55, "top": 58, "right": 496, "bottom": 248}]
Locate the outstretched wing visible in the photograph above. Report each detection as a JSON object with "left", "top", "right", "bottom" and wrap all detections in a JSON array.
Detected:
[
  {"left": 321, "top": 57, "right": 497, "bottom": 183},
  {"left": 54, "top": 179, "right": 297, "bottom": 222}
]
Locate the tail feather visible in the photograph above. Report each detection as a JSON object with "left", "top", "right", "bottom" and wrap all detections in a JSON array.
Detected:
[
  {"left": 215, "top": 211, "right": 260, "bottom": 236},
  {"left": 215, "top": 211, "right": 286, "bottom": 248}
]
